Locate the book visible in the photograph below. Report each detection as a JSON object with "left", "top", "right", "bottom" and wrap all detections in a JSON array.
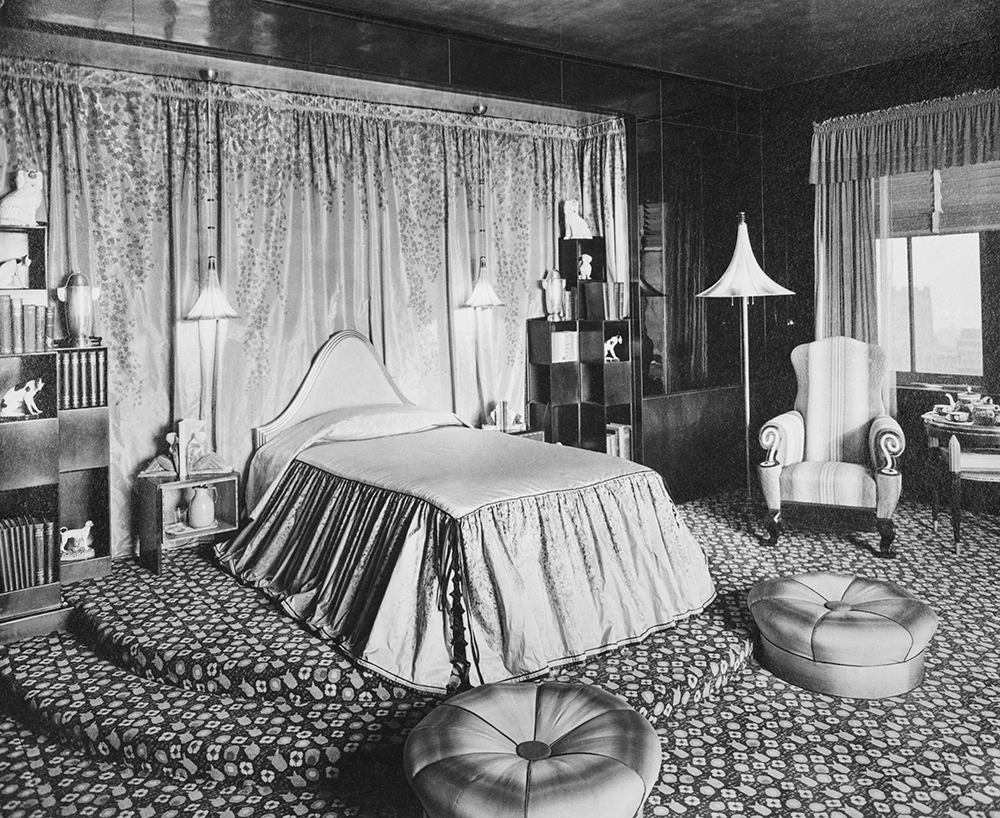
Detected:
[
  {"left": 605, "top": 430, "right": 618, "bottom": 457},
  {"left": 34, "top": 307, "right": 45, "bottom": 352},
  {"left": 551, "top": 331, "right": 579, "bottom": 363},
  {"left": 32, "top": 521, "right": 45, "bottom": 586},
  {"left": 0, "top": 294, "right": 11, "bottom": 354},
  {"left": 88, "top": 350, "right": 98, "bottom": 408},
  {"left": 11, "top": 298, "right": 22, "bottom": 354},
  {"left": 43, "top": 520, "right": 54, "bottom": 584},
  {"left": 97, "top": 348, "right": 106, "bottom": 406},
  {"left": 44, "top": 306, "right": 55, "bottom": 349},
  {"left": 23, "top": 304, "right": 36, "bottom": 353},
  {"left": 70, "top": 351, "right": 81, "bottom": 408},
  {"left": 606, "top": 423, "right": 632, "bottom": 460}
]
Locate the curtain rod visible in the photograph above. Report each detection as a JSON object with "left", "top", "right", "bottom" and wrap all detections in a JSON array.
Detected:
[{"left": 0, "top": 55, "right": 622, "bottom": 141}]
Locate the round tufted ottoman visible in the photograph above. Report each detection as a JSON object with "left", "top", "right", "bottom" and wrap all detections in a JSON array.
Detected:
[
  {"left": 403, "top": 682, "right": 661, "bottom": 818},
  {"left": 748, "top": 572, "right": 938, "bottom": 699}
]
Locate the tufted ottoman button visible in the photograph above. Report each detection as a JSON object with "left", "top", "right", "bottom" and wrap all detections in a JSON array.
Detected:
[
  {"left": 748, "top": 572, "right": 938, "bottom": 699},
  {"left": 403, "top": 681, "right": 662, "bottom": 818}
]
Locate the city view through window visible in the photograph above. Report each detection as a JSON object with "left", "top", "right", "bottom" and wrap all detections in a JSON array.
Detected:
[{"left": 883, "top": 233, "right": 982, "bottom": 378}]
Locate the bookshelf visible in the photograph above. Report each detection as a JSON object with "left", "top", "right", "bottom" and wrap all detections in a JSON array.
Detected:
[
  {"left": 0, "top": 223, "right": 111, "bottom": 642},
  {"left": 526, "top": 237, "right": 635, "bottom": 456}
]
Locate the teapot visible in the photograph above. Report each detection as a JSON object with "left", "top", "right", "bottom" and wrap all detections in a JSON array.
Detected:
[
  {"left": 954, "top": 388, "right": 982, "bottom": 406},
  {"left": 187, "top": 485, "right": 217, "bottom": 529}
]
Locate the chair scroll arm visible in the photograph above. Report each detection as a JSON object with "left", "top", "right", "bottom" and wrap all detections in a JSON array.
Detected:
[
  {"left": 758, "top": 411, "right": 805, "bottom": 467},
  {"left": 870, "top": 414, "right": 906, "bottom": 474}
]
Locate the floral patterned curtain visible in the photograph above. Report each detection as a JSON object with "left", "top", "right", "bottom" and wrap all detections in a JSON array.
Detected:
[{"left": 0, "top": 58, "right": 625, "bottom": 558}]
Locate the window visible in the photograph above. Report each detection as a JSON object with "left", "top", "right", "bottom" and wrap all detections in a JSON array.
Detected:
[
  {"left": 877, "top": 161, "right": 1000, "bottom": 384},
  {"left": 881, "top": 233, "right": 983, "bottom": 381}
]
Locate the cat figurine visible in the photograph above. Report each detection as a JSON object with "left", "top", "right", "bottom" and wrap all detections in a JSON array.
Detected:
[
  {"left": 0, "top": 169, "right": 44, "bottom": 226},
  {"left": 0, "top": 378, "right": 44, "bottom": 417}
]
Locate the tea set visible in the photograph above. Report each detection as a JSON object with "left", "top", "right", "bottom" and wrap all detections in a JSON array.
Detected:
[{"left": 932, "top": 389, "right": 1000, "bottom": 426}]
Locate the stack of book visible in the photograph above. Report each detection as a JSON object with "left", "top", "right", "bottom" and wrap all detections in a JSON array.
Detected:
[
  {"left": 57, "top": 348, "right": 107, "bottom": 409},
  {"left": 0, "top": 516, "right": 55, "bottom": 592},
  {"left": 605, "top": 423, "right": 632, "bottom": 460},
  {"left": 0, "top": 295, "right": 54, "bottom": 354}
]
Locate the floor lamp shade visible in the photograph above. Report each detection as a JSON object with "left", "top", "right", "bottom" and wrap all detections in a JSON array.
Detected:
[
  {"left": 697, "top": 213, "right": 793, "bottom": 505},
  {"left": 466, "top": 255, "right": 504, "bottom": 308},
  {"left": 697, "top": 213, "right": 793, "bottom": 300}
]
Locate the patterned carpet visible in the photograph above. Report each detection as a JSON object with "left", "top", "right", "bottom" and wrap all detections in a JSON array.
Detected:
[{"left": 0, "top": 493, "right": 998, "bottom": 817}]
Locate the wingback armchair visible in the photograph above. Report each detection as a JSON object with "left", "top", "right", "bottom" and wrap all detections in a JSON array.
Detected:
[{"left": 757, "top": 336, "right": 905, "bottom": 558}]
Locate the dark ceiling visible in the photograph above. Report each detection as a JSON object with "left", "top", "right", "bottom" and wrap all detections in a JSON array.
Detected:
[{"left": 309, "top": 0, "right": 998, "bottom": 89}]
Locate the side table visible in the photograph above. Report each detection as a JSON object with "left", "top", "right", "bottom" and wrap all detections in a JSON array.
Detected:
[
  {"left": 138, "top": 471, "right": 240, "bottom": 574},
  {"left": 922, "top": 411, "right": 1000, "bottom": 554}
]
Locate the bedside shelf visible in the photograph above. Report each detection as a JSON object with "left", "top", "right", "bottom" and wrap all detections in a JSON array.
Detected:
[{"left": 138, "top": 472, "right": 240, "bottom": 574}]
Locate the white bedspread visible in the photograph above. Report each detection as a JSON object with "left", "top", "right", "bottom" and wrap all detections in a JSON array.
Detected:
[{"left": 220, "top": 407, "right": 716, "bottom": 693}]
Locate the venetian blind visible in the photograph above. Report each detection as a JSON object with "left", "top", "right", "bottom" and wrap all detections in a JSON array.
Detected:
[{"left": 878, "top": 160, "right": 1000, "bottom": 236}]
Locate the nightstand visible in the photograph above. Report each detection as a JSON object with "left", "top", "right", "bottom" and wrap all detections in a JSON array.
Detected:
[{"left": 138, "top": 471, "right": 240, "bottom": 574}]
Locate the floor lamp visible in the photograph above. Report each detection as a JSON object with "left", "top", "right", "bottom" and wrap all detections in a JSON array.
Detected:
[
  {"left": 186, "top": 68, "right": 240, "bottom": 454},
  {"left": 697, "top": 213, "right": 793, "bottom": 510}
]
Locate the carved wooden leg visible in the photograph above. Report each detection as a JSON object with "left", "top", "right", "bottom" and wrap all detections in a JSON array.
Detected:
[
  {"left": 876, "top": 518, "right": 897, "bottom": 559},
  {"left": 765, "top": 509, "right": 781, "bottom": 546},
  {"left": 448, "top": 559, "right": 471, "bottom": 693}
]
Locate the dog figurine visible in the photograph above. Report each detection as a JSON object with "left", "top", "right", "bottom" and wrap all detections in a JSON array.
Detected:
[
  {"left": 604, "top": 335, "right": 622, "bottom": 361},
  {"left": 0, "top": 169, "right": 44, "bottom": 226},
  {"left": 60, "top": 520, "right": 95, "bottom": 561},
  {"left": 0, "top": 378, "right": 44, "bottom": 417},
  {"left": 562, "top": 199, "right": 594, "bottom": 239}
]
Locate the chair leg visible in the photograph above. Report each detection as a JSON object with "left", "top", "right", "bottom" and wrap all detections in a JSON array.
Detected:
[
  {"left": 876, "top": 518, "right": 897, "bottom": 559},
  {"left": 930, "top": 470, "right": 939, "bottom": 532},
  {"left": 764, "top": 509, "right": 781, "bottom": 545},
  {"left": 951, "top": 473, "right": 962, "bottom": 556}
]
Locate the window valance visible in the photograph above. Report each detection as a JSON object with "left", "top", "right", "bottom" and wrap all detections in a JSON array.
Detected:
[{"left": 810, "top": 88, "right": 1000, "bottom": 184}]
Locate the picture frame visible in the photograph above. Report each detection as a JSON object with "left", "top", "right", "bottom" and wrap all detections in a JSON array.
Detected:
[{"left": 176, "top": 418, "right": 208, "bottom": 480}]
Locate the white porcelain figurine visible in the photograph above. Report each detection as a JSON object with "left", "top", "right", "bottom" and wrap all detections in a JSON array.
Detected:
[
  {"left": 562, "top": 199, "right": 594, "bottom": 239},
  {"left": 0, "top": 169, "right": 44, "bottom": 226}
]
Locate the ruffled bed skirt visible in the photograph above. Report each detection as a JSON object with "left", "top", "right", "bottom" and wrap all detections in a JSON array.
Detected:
[{"left": 217, "top": 460, "right": 716, "bottom": 694}]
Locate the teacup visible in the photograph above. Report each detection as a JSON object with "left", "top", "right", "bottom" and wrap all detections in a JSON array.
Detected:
[
  {"left": 933, "top": 403, "right": 952, "bottom": 416},
  {"left": 948, "top": 410, "right": 971, "bottom": 423}
]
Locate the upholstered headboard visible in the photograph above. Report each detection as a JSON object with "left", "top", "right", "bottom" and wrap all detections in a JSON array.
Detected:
[{"left": 252, "top": 330, "right": 411, "bottom": 449}]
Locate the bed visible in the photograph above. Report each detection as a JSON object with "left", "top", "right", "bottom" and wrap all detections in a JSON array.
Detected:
[{"left": 216, "top": 330, "right": 716, "bottom": 694}]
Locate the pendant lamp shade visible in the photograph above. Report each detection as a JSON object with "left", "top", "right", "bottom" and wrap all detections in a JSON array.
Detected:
[
  {"left": 186, "top": 256, "right": 239, "bottom": 320},
  {"left": 697, "top": 213, "right": 793, "bottom": 299},
  {"left": 466, "top": 255, "right": 504, "bottom": 309}
]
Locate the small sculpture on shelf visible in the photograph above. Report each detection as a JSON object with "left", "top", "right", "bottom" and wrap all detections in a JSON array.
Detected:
[
  {"left": 0, "top": 377, "right": 44, "bottom": 417},
  {"left": 542, "top": 268, "right": 566, "bottom": 321},
  {"left": 604, "top": 334, "right": 622, "bottom": 362},
  {"left": 60, "top": 520, "right": 95, "bottom": 562},
  {"left": 578, "top": 253, "right": 593, "bottom": 280},
  {"left": 57, "top": 272, "right": 101, "bottom": 348},
  {"left": 0, "top": 169, "right": 44, "bottom": 227},
  {"left": 562, "top": 199, "right": 593, "bottom": 239},
  {"left": 139, "top": 419, "right": 231, "bottom": 478}
]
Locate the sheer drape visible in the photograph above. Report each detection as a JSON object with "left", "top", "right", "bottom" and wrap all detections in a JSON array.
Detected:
[
  {"left": 0, "top": 58, "right": 624, "bottom": 557},
  {"left": 811, "top": 89, "right": 1000, "bottom": 343}
]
